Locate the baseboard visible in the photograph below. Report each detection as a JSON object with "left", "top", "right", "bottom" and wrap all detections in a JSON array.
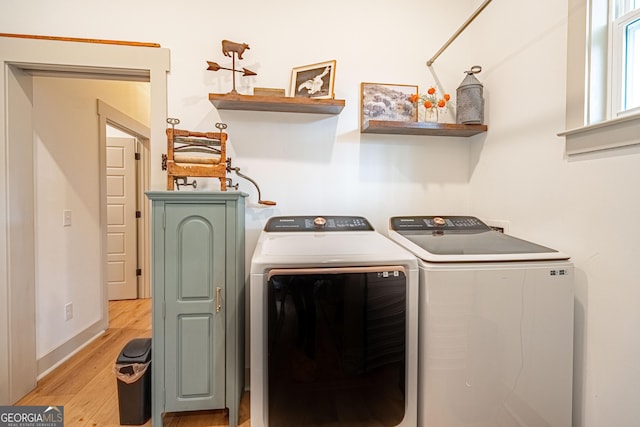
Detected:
[{"left": 37, "top": 319, "right": 107, "bottom": 379}]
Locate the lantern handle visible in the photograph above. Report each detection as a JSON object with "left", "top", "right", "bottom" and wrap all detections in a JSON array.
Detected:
[{"left": 466, "top": 65, "right": 482, "bottom": 75}]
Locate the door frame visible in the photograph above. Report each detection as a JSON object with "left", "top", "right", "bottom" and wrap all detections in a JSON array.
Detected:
[
  {"left": 99, "top": 100, "right": 151, "bottom": 299},
  {"left": 0, "top": 36, "right": 169, "bottom": 404}
]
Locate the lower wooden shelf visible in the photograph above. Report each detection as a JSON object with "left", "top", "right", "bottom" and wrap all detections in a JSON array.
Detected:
[{"left": 362, "top": 120, "right": 487, "bottom": 137}]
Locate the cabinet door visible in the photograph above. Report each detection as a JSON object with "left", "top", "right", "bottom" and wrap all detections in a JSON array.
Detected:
[{"left": 164, "top": 203, "right": 226, "bottom": 412}]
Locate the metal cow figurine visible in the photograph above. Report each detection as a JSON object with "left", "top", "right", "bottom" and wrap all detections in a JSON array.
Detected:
[
  {"left": 207, "top": 39, "right": 257, "bottom": 94},
  {"left": 222, "top": 40, "right": 250, "bottom": 59}
]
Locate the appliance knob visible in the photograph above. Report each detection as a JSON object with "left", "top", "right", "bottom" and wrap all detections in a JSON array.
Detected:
[
  {"left": 433, "top": 216, "right": 446, "bottom": 226},
  {"left": 314, "top": 217, "right": 327, "bottom": 228}
]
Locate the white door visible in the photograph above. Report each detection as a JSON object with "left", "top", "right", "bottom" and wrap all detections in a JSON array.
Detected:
[{"left": 107, "top": 136, "right": 138, "bottom": 300}]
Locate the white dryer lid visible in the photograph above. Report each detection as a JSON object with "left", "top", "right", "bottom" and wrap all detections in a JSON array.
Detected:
[{"left": 251, "top": 216, "right": 418, "bottom": 273}]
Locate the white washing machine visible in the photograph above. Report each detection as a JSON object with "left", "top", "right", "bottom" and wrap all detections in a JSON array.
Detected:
[
  {"left": 388, "top": 216, "right": 574, "bottom": 427},
  {"left": 250, "top": 216, "right": 419, "bottom": 427}
]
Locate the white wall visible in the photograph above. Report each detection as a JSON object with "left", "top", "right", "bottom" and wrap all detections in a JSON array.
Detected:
[
  {"left": 3, "top": 0, "right": 639, "bottom": 425},
  {"left": 0, "top": 0, "right": 478, "bottom": 233},
  {"left": 33, "top": 76, "right": 149, "bottom": 360},
  {"left": 446, "top": 1, "right": 640, "bottom": 426}
]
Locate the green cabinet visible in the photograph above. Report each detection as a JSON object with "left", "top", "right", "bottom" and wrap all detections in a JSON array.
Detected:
[{"left": 147, "top": 191, "right": 246, "bottom": 426}]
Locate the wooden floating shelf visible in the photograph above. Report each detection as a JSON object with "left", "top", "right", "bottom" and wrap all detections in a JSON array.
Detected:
[
  {"left": 362, "top": 120, "right": 487, "bottom": 137},
  {"left": 209, "top": 93, "right": 345, "bottom": 115}
]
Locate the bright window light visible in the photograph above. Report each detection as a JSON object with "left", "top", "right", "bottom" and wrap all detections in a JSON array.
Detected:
[
  {"left": 612, "top": 1, "right": 640, "bottom": 116},
  {"left": 624, "top": 17, "right": 640, "bottom": 110}
]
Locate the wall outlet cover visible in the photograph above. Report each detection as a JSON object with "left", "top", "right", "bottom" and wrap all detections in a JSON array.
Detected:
[
  {"left": 64, "top": 302, "right": 73, "bottom": 321},
  {"left": 63, "top": 210, "right": 72, "bottom": 227}
]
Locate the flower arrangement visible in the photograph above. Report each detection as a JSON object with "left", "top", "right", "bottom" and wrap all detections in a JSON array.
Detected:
[{"left": 409, "top": 87, "right": 451, "bottom": 122}]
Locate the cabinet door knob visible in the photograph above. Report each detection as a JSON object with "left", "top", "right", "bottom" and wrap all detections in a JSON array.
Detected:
[{"left": 216, "top": 287, "right": 222, "bottom": 313}]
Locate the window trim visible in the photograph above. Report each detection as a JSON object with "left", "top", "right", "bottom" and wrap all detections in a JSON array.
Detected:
[
  {"left": 561, "top": 0, "right": 640, "bottom": 155},
  {"left": 558, "top": 112, "right": 640, "bottom": 154}
]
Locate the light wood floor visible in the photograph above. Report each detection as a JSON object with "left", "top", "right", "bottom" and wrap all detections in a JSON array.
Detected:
[{"left": 16, "top": 299, "right": 251, "bottom": 426}]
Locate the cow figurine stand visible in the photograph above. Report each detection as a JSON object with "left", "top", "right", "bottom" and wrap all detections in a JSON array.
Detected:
[{"left": 206, "top": 39, "right": 257, "bottom": 94}]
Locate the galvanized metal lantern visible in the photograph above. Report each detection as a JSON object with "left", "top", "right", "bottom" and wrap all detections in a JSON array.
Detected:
[{"left": 456, "top": 65, "right": 484, "bottom": 124}]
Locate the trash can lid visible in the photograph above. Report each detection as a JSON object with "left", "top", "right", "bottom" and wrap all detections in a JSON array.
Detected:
[{"left": 122, "top": 338, "right": 151, "bottom": 359}]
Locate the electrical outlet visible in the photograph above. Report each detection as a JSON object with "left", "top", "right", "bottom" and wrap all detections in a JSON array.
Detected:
[
  {"left": 65, "top": 302, "right": 73, "bottom": 321},
  {"left": 63, "top": 210, "right": 72, "bottom": 227}
]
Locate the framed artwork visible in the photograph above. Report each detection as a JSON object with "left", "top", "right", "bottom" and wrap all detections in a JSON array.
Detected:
[
  {"left": 360, "top": 82, "right": 418, "bottom": 126},
  {"left": 290, "top": 60, "right": 336, "bottom": 99}
]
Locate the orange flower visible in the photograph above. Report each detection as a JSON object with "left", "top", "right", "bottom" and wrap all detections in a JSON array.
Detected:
[{"left": 411, "top": 86, "right": 451, "bottom": 113}]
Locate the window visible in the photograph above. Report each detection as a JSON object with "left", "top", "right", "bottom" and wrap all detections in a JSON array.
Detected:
[
  {"left": 561, "top": 0, "right": 640, "bottom": 155},
  {"left": 585, "top": 0, "right": 639, "bottom": 122},
  {"left": 611, "top": 0, "right": 640, "bottom": 116}
]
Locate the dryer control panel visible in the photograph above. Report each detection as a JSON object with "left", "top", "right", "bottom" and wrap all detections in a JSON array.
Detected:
[
  {"left": 390, "top": 216, "right": 491, "bottom": 232},
  {"left": 265, "top": 216, "right": 374, "bottom": 232}
]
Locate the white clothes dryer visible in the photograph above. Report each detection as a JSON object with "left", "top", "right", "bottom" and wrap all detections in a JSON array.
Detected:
[
  {"left": 388, "top": 216, "right": 574, "bottom": 427},
  {"left": 250, "top": 216, "right": 419, "bottom": 427}
]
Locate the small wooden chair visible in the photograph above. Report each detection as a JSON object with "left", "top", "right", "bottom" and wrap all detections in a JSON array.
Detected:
[{"left": 164, "top": 119, "right": 228, "bottom": 190}]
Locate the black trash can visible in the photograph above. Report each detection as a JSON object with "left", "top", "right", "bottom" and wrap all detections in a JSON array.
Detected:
[{"left": 114, "top": 338, "right": 152, "bottom": 425}]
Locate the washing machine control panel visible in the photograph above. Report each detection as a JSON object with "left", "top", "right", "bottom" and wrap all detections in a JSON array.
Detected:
[
  {"left": 390, "top": 216, "right": 491, "bottom": 232},
  {"left": 265, "top": 216, "right": 374, "bottom": 232}
]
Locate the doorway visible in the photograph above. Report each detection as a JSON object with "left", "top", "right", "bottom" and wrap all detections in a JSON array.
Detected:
[
  {"left": 100, "top": 101, "right": 151, "bottom": 300},
  {"left": 0, "top": 36, "right": 169, "bottom": 404},
  {"left": 28, "top": 78, "right": 151, "bottom": 380}
]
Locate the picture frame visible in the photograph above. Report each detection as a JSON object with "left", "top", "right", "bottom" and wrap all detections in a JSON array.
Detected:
[
  {"left": 360, "top": 82, "right": 418, "bottom": 127},
  {"left": 290, "top": 60, "right": 336, "bottom": 99}
]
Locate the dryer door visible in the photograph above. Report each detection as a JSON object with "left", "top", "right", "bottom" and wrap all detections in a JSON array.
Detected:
[{"left": 267, "top": 266, "right": 407, "bottom": 426}]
